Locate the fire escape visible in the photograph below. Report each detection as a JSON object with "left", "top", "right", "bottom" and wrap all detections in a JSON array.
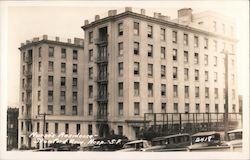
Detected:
[{"left": 95, "top": 27, "right": 109, "bottom": 137}]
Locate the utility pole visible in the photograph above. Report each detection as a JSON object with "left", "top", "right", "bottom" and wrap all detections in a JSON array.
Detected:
[
  {"left": 224, "top": 50, "right": 229, "bottom": 141},
  {"left": 38, "top": 113, "right": 50, "bottom": 148}
]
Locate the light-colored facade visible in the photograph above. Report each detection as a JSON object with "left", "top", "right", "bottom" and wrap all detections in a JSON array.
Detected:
[
  {"left": 81, "top": 7, "right": 239, "bottom": 139},
  {"left": 18, "top": 35, "right": 84, "bottom": 148}
]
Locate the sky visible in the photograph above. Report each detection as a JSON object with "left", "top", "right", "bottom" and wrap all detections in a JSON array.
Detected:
[{"left": 4, "top": 0, "right": 249, "bottom": 107}]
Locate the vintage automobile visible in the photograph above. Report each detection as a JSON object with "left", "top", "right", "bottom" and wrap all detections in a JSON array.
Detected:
[
  {"left": 188, "top": 131, "right": 221, "bottom": 149},
  {"left": 144, "top": 133, "right": 191, "bottom": 152},
  {"left": 116, "top": 140, "right": 151, "bottom": 152},
  {"left": 224, "top": 129, "right": 242, "bottom": 146}
]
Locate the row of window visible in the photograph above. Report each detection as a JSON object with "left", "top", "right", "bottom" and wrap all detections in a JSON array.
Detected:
[
  {"left": 212, "top": 21, "right": 234, "bottom": 36},
  {"left": 46, "top": 76, "right": 78, "bottom": 88}
]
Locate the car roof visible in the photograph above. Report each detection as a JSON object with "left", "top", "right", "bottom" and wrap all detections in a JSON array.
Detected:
[
  {"left": 227, "top": 128, "right": 242, "bottom": 134},
  {"left": 192, "top": 131, "right": 219, "bottom": 137},
  {"left": 125, "top": 140, "right": 147, "bottom": 145},
  {"left": 152, "top": 133, "right": 190, "bottom": 141}
]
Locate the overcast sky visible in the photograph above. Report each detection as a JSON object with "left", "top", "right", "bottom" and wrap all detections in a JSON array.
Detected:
[{"left": 5, "top": 1, "right": 249, "bottom": 107}]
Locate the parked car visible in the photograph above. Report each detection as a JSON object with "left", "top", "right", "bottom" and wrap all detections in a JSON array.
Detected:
[
  {"left": 144, "top": 133, "right": 191, "bottom": 152},
  {"left": 116, "top": 140, "right": 151, "bottom": 152},
  {"left": 223, "top": 129, "right": 242, "bottom": 146}
]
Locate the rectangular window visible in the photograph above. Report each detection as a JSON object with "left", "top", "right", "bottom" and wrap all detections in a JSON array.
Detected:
[
  {"left": 173, "top": 67, "right": 178, "bottom": 79},
  {"left": 118, "top": 42, "right": 123, "bottom": 56},
  {"left": 161, "top": 103, "right": 166, "bottom": 113},
  {"left": 184, "top": 68, "right": 189, "bottom": 81},
  {"left": 118, "top": 62, "right": 123, "bottom": 76},
  {"left": 161, "top": 47, "right": 166, "bottom": 59},
  {"left": 205, "top": 71, "right": 209, "bottom": 81},
  {"left": 172, "top": 31, "right": 177, "bottom": 43},
  {"left": 195, "top": 70, "right": 199, "bottom": 81},
  {"left": 61, "top": 105, "right": 65, "bottom": 115},
  {"left": 61, "top": 48, "right": 66, "bottom": 59},
  {"left": 134, "top": 22, "right": 139, "bottom": 35},
  {"left": 118, "top": 82, "right": 123, "bottom": 97},
  {"left": 38, "top": 76, "right": 41, "bottom": 87},
  {"left": 65, "top": 123, "right": 69, "bottom": 134},
  {"left": 89, "top": 31, "right": 93, "bottom": 44},
  {"left": 48, "top": 76, "right": 53, "bottom": 86},
  {"left": 204, "top": 38, "right": 208, "bottom": 49},
  {"left": 38, "top": 91, "right": 41, "bottom": 101},
  {"left": 76, "top": 124, "right": 81, "bottom": 134},
  {"left": 185, "top": 86, "right": 189, "bottom": 98},
  {"left": 89, "top": 50, "right": 93, "bottom": 62},
  {"left": 148, "top": 83, "right": 153, "bottom": 97},
  {"left": 60, "top": 91, "right": 66, "bottom": 102},
  {"left": 89, "top": 86, "right": 93, "bottom": 98},
  {"left": 38, "top": 47, "right": 42, "bottom": 58},
  {"left": 38, "top": 62, "right": 41, "bottom": 72},
  {"left": 61, "top": 77, "right": 66, "bottom": 87},
  {"left": 196, "top": 104, "right": 200, "bottom": 113},
  {"left": 48, "top": 105, "right": 53, "bottom": 115},
  {"left": 184, "top": 51, "right": 188, "bottom": 63},
  {"left": 46, "top": 123, "right": 49, "bottom": 133},
  {"left": 134, "top": 82, "right": 140, "bottom": 96},
  {"left": 213, "top": 40, "right": 217, "bottom": 51},
  {"left": 73, "top": 50, "right": 78, "bottom": 60},
  {"left": 48, "top": 91, "right": 53, "bottom": 102},
  {"left": 73, "top": 64, "right": 77, "bottom": 73},
  {"left": 185, "top": 103, "right": 189, "bottom": 113},
  {"left": 147, "top": 25, "right": 153, "bottom": 38},
  {"left": 213, "top": 21, "right": 217, "bottom": 31},
  {"left": 48, "top": 61, "right": 54, "bottom": 72},
  {"left": 88, "top": 104, "right": 93, "bottom": 115},
  {"left": 148, "top": 103, "right": 154, "bottom": 113},
  {"left": 205, "top": 104, "right": 210, "bottom": 113},
  {"left": 148, "top": 44, "right": 153, "bottom": 57},
  {"left": 134, "top": 62, "right": 139, "bottom": 75},
  {"left": 73, "top": 78, "right": 77, "bottom": 88},
  {"left": 37, "top": 105, "right": 40, "bottom": 115},
  {"left": 214, "top": 72, "right": 218, "bottom": 82},
  {"left": 194, "top": 53, "right": 199, "bottom": 64},
  {"left": 174, "top": 103, "right": 178, "bottom": 113},
  {"left": 37, "top": 122, "right": 40, "bottom": 133},
  {"left": 194, "top": 36, "right": 199, "bottom": 47},
  {"left": 118, "top": 23, "right": 123, "bottom": 36},
  {"left": 205, "top": 87, "right": 209, "bottom": 98},
  {"left": 118, "top": 103, "right": 123, "bottom": 116},
  {"left": 215, "top": 88, "right": 219, "bottom": 99},
  {"left": 134, "top": 42, "right": 139, "bottom": 55},
  {"left": 204, "top": 55, "right": 208, "bottom": 65},
  {"left": 148, "top": 64, "right": 153, "bottom": 77},
  {"left": 21, "top": 122, "right": 24, "bottom": 131},
  {"left": 49, "top": 47, "right": 54, "bottom": 57},
  {"left": 61, "top": 63, "right": 66, "bottom": 73},
  {"left": 89, "top": 67, "right": 93, "bottom": 80},
  {"left": 161, "top": 84, "right": 166, "bottom": 97},
  {"left": 160, "top": 28, "right": 165, "bottom": 41},
  {"left": 118, "top": 126, "right": 123, "bottom": 136},
  {"left": 232, "top": 89, "right": 236, "bottom": 99},
  {"left": 195, "top": 87, "right": 199, "bottom": 98},
  {"left": 72, "top": 106, "right": 77, "bottom": 115},
  {"left": 184, "top": 33, "right": 188, "bottom": 45},
  {"left": 214, "top": 56, "right": 217, "bottom": 66},
  {"left": 55, "top": 123, "right": 58, "bottom": 134},
  {"left": 134, "top": 102, "right": 140, "bottom": 115},
  {"left": 88, "top": 124, "right": 92, "bottom": 135},
  {"left": 73, "top": 92, "right": 77, "bottom": 103},
  {"left": 232, "top": 104, "right": 236, "bottom": 113},
  {"left": 161, "top": 65, "right": 166, "bottom": 78},
  {"left": 215, "top": 104, "right": 219, "bottom": 113},
  {"left": 173, "top": 85, "right": 178, "bottom": 98},
  {"left": 173, "top": 49, "right": 177, "bottom": 61}
]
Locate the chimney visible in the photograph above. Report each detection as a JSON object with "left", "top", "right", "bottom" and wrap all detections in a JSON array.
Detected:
[
  {"left": 32, "top": 37, "right": 39, "bottom": 42},
  {"left": 159, "top": 15, "right": 170, "bottom": 21},
  {"left": 67, "top": 38, "right": 71, "bottom": 43},
  {"left": 154, "top": 12, "right": 159, "bottom": 18},
  {"left": 178, "top": 8, "right": 193, "bottom": 23},
  {"left": 56, "top": 36, "right": 59, "bottom": 42},
  {"left": 26, "top": 40, "right": 31, "bottom": 44},
  {"left": 141, "top": 9, "right": 145, "bottom": 15},
  {"left": 125, "top": 7, "right": 132, "bottom": 12},
  {"left": 95, "top": 15, "right": 100, "bottom": 20},
  {"left": 108, "top": 10, "right": 117, "bottom": 16},
  {"left": 84, "top": 20, "right": 89, "bottom": 25},
  {"left": 43, "top": 35, "right": 48, "bottom": 40},
  {"left": 74, "top": 38, "right": 84, "bottom": 46}
]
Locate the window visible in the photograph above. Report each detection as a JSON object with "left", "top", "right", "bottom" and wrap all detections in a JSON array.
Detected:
[
  {"left": 134, "top": 82, "right": 140, "bottom": 96},
  {"left": 38, "top": 76, "right": 41, "bottom": 87},
  {"left": 88, "top": 86, "right": 93, "bottom": 98},
  {"left": 118, "top": 82, "right": 123, "bottom": 97},
  {"left": 65, "top": 123, "right": 69, "bottom": 134},
  {"left": 48, "top": 91, "right": 53, "bottom": 102},
  {"left": 21, "top": 122, "right": 24, "bottom": 131},
  {"left": 55, "top": 123, "right": 58, "bottom": 134},
  {"left": 72, "top": 106, "right": 77, "bottom": 115},
  {"left": 118, "top": 126, "right": 123, "bottom": 136},
  {"left": 118, "top": 23, "right": 123, "bottom": 36},
  {"left": 73, "top": 50, "right": 78, "bottom": 60},
  {"left": 38, "top": 62, "right": 41, "bottom": 72},
  {"left": 222, "top": 24, "right": 225, "bottom": 34},
  {"left": 118, "top": 42, "right": 123, "bottom": 56},
  {"left": 194, "top": 36, "right": 199, "bottom": 47},
  {"left": 214, "top": 72, "right": 218, "bottom": 82},
  {"left": 232, "top": 104, "right": 236, "bottom": 113},
  {"left": 118, "top": 103, "right": 123, "bottom": 116},
  {"left": 88, "top": 104, "right": 93, "bottom": 115},
  {"left": 48, "top": 105, "right": 53, "bottom": 115},
  {"left": 172, "top": 31, "right": 177, "bottom": 43},
  {"left": 88, "top": 124, "right": 92, "bottom": 135},
  {"left": 173, "top": 85, "right": 178, "bottom": 98},
  {"left": 134, "top": 102, "right": 140, "bottom": 115},
  {"left": 48, "top": 76, "right": 53, "bottom": 86},
  {"left": 60, "top": 91, "right": 66, "bottom": 102},
  {"left": 160, "top": 28, "right": 165, "bottom": 41},
  {"left": 213, "top": 21, "right": 217, "bottom": 31},
  {"left": 184, "top": 68, "right": 189, "bottom": 81},
  {"left": 214, "top": 56, "right": 217, "bottom": 66},
  {"left": 147, "top": 25, "right": 153, "bottom": 38},
  {"left": 161, "top": 65, "right": 166, "bottom": 78},
  {"left": 173, "top": 49, "right": 177, "bottom": 61},
  {"left": 194, "top": 53, "right": 199, "bottom": 64},
  {"left": 73, "top": 64, "right": 77, "bottom": 73},
  {"left": 49, "top": 47, "right": 54, "bottom": 57},
  {"left": 195, "top": 87, "right": 199, "bottom": 98},
  {"left": 89, "top": 67, "right": 93, "bottom": 80},
  {"left": 89, "top": 50, "right": 93, "bottom": 62},
  {"left": 134, "top": 42, "right": 139, "bottom": 55},
  {"left": 37, "top": 122, "right": 40, "bottom": 133},
  {"left": 73, "top": 78, "right": 77, "bottom": 88},
  {"left": 205, "top": 104, "right": 210, "bottom": 113},
  {"left": 61, "top": 48, "right": 66, "bottom": 59},
  {"left": 161, "top": 84, "right": 166, "bottom": 97},
  {"left": 48, "top": 61, "right": 54, "bottom": 72},
  {"left": 173, "top": 67, "right": 178, "bottom": 79},
  {"left": 38, "top": 47, "right": 42, "bottom": 58},
  {"left": 195, "top": 70, "right": 199, "bottom": 81},
  {"left": 38, "top": 91, "right": 41, "bottom": 101},
  {"left": 215, "top": 88, "right": 218, "bottom": 99},
  {"left": 73, "top": 92, "right": 77, "bottom": 103},
  {"left": 148, "top": 44, "right": 153, "bottom": 57},
  {"left": 205, "top": 87, "right": 209, "bottom": 98},
  {"left": 215, "top": 104, "right": 219, "bottom": 113},
  {"left": 76, "top": 124, "right": 81, "bottom": 134},
  {"left": 232, "top": 89, "right": 235, "bottom": 99},
  {"left": 134, "top": 22, "right": 139, "bottom": 35},
  {"left": 184, "top": 33, "right": 188, "bottom": 45},
  {"left": 148, "top": 64, "right": 153, "bottom": 77},
  {"left": 161, "top": 47, "right": 166, "bottom": 59},
  {"left": 134, "top": 62, "right": 139, "bottom": 75},
  {"left": 161, "top": 103, "right": 166, "bottom": 113},
  {"left": 204, "top": 38, "right": 208, "bottom": 49},
  {"left": 213, "top": 40, "right": 217, "bottom": 51},
  {"left": 61, "top": 77, "right": 66, "bottom": 87},
  {"left": 37, "top": 105, "right": 40, "bottom": 115},
  {"left": 148, "top": 83, "right": 153, "bottom": 97},
  {"left": 204, "top": 55, "right": 208, "bottom": 65},
  {"left": 118, "top": 62, "right": 123, "bottom": 76},
  {"left": 184, "top": 51, "right": 188, "bottom": 63},
  {"left": 61, "top": 105, "right": 65, "bottom": 115},
  {"left": 205, "top": 71, "right": 209, "bottom": 81},
  {"left": 196, "top": 104, "right": 200, "bottom": 113},
  {"left": 22, "top": 92, "right": 24, "bottom": 102},
  {"left": 185, "top": 103, "right": 189, "bottom": 113},
  {"left": 185, "top": 86, "right": 189, "bottom": 98},
  {"left": 148, "top": 103, "right": 154, "bottom": 113},
  {"left": 89, "top": 31, "right": 93, "bottom": 44},
  {"left": 46, "top": 123, "right": 49, "bottom": 133},
  {"left": 174, "top": 103, "right": 178, "bottom": 113}
]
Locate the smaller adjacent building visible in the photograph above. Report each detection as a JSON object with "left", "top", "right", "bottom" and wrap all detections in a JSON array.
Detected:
[{"left": 7, "top": 107, "right": 19, "bottom": 150}]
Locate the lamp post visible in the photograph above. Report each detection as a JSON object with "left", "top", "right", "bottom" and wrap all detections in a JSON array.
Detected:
[{"left": 38, "top": 113, "right": 50, "bottom": 148}]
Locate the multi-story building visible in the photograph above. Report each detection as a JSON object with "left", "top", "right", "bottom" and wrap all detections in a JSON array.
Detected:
[
  {"left": 7, "top": 107, "right": 19, "bottom": 150},
  {"left": 18, "top": 35, "right": 84, "bottom": 149},
  {"left": 81, "top": 7, "right": 239, "bottom": 139}
]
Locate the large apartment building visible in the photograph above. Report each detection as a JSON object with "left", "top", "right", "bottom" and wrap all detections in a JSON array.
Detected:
[
  {"left": 81, "top": 7, "right": 239, "bottom": 139},
  {"left": 18, "top": 35, "right": 84, "bottom": 148}
]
